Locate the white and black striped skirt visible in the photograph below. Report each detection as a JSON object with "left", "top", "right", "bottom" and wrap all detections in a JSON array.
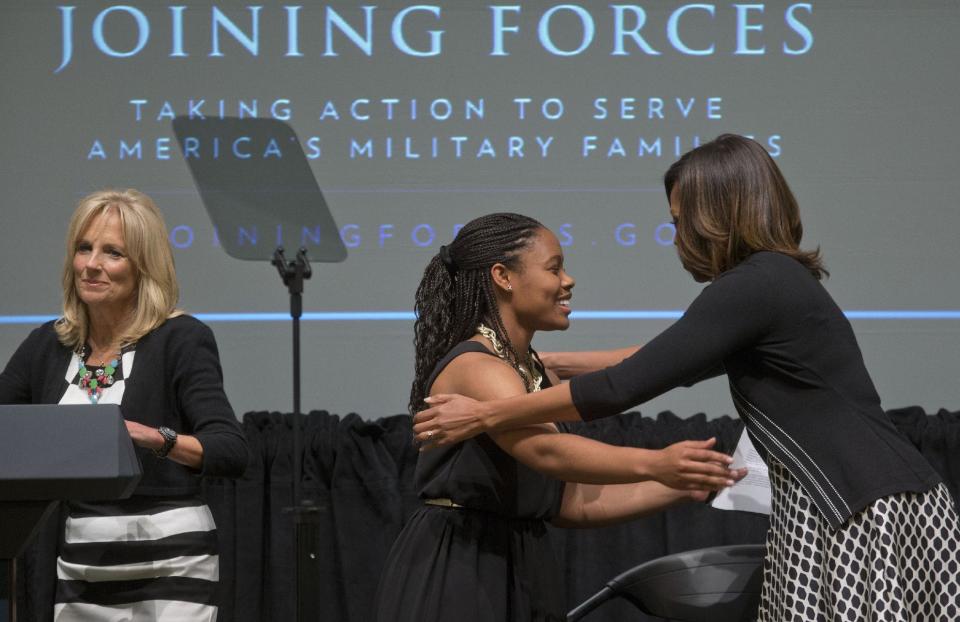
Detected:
[{"left": 54, "top": 495, "right": 219, "bottom": 621}]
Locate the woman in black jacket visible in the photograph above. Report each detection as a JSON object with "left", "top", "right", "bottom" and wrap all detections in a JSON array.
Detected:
[
  {"left": 0, "top": 189, "right": 248, "bottom": 621},
  {"left": 414, "top": 135, "right": 960, "bottom": 620}
]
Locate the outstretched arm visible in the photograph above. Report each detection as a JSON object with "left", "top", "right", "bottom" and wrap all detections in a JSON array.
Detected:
[
  {"left": 552, "top": 481, "right": 705, "bottom": 528},
  {"left": 415, "top": 265, "right": 775, "bottom": 446},
  {"left": 538, "top": 345, "right": 641, "bottom": 380},
  {"left": 494, "top": 424, "right": 743, "bottom": 490},
  {"left": 434, "top": 355, "right": 742, "bottom": 491},
  {"left": 415, "top": 382, "right": 579, "bottom": 447}
]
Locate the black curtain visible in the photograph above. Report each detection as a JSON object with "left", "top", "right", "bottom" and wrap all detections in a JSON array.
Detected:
[{"left": 17, "top": 407, "right": 960, "bottom": 622}]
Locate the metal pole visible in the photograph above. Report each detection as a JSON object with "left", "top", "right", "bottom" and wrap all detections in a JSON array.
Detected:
[{"left": 292, "top": 290, "right": 302, "bottom": 507}]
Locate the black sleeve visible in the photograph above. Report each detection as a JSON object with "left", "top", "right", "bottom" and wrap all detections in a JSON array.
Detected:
[
  {"left": 0, "top": 326, "right": 43, "bottom": 404},
  {"left": 172, "top": 321, "right": 249, "bottom": 478},
  {"left": 570, "top": 261, "right": 776, "bottom": 420}
]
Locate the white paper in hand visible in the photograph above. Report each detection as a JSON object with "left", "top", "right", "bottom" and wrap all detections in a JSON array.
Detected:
[{"left": 710, "top": 429, "right": 771, "bottom": 515}]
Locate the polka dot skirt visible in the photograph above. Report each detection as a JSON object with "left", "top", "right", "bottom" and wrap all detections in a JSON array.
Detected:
[{"left": 757, "top": 457, "right": 960, "bottom": 621}]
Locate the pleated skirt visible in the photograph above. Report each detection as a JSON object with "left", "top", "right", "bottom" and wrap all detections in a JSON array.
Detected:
[
  {"left": 373, "top": 505, "right": 566, "bottom": 622},
  {"left": 54, "top": 495, "right": 219, "bottom": 622},
  {"left": 758, "top": 457, "right": 960, "bottom": 621}
]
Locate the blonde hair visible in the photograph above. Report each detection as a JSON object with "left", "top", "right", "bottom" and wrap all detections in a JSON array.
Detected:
[{"left": 56, "top": 189, "right": 181, "bottom": 350}]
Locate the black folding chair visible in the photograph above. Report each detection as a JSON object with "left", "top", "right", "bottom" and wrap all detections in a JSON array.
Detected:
[{"left": 567, "top": 544, "right": 765, "bottom": 622}]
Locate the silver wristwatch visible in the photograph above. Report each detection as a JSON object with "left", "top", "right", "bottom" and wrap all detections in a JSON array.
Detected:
[{"left": 154, "top": 426, "right": 178, "bottom": 458}]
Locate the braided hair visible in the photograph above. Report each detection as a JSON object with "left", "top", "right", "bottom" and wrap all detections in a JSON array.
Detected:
[{"left": 409, "top": 213, "right": 544, "bottom": 415}]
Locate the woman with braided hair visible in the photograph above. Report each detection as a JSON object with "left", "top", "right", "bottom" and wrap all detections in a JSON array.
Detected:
[{"left": 372, "top": 213, "right": 745, "bottom": 622}]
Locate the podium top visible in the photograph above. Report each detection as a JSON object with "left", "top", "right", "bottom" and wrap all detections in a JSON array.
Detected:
[{"left": 0, "top": 404, "right": 141, "bottom": 501}]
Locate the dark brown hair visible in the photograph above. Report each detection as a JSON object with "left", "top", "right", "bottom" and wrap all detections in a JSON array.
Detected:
[{"left": 663, "top": 134, "right": 826, "bottom": 282}]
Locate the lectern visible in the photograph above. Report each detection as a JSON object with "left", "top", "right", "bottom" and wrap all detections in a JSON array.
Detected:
[{"left": 0, "top": 405, "right": 142, "bottom": 621}]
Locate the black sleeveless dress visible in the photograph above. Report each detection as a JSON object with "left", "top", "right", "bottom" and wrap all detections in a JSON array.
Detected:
[{"left": 373, "top": 342, "right": 567, "bottom": 622}]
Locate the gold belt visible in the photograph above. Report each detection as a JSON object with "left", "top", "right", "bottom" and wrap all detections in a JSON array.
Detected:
[{"left": 424, "top": 498, "right": 464, "bottom": 508}]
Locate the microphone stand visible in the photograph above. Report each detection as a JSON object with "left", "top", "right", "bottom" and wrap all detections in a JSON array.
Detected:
[{"left": 272, "top": 246, "right": 321, "bottom": 621}]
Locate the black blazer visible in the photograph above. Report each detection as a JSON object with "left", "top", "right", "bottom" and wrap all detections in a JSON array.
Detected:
[
  {"left": 572, "top": 252, "right": 941, "bottom": 529},
  {"left": 0, "top": 315, "right": 248, "bottom": 495}
]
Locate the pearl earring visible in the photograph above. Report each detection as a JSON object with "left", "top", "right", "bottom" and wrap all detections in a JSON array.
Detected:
[{"left": 506, "top": 284, "right": 513, "bottom": 291}]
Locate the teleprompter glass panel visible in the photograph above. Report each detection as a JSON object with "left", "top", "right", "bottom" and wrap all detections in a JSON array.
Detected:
[{"left": 172, "top": 117, "right": 347, "bottom": 263}]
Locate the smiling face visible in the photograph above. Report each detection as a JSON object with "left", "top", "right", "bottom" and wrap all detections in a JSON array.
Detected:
[
  {"left": 72, "top": 208, "right": 138, "bottom": 316},
  {"left": 506, "top": 228, "right": 575, "bottom": 332}
]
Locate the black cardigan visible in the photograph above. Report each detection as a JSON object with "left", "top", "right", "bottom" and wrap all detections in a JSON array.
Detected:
[
  {"left": 571, "top": 251, "right": 941, "bottom": 530},
  {"left": 0, "top": 315, "right": 248, "bottom": 495}
]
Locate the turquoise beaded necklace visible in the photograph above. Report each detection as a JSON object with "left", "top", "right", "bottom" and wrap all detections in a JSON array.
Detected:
[{"left": 77, "top": 346, "right": 121, "bottom": 404}]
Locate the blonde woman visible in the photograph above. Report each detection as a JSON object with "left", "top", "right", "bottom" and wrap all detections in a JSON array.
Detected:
[{"left": 0, "top": 189, "right": 248, "bottom": 621}]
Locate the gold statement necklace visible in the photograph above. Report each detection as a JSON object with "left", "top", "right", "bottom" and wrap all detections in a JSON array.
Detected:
[{"left": 476, "top": 323, "right": 542, "bottom": 393}]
